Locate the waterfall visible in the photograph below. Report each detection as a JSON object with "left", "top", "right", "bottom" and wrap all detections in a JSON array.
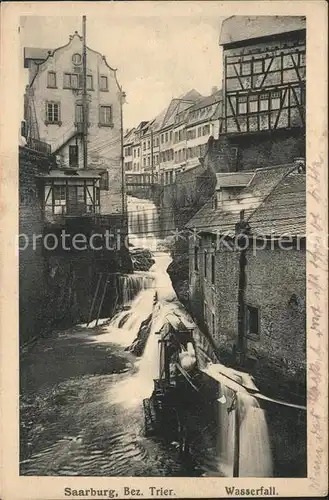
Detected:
[
  {"left": 118, "top": 272, "right": 154, "bottom": 305},
  {"left": 127, "top": 195, "right": 160, "bottom": 251},
  {"left": 91, "top": 194, "right": 274, "bottom": 476},
  {"left": 204, "top": 363, "right": 273, "bottom": 477}
]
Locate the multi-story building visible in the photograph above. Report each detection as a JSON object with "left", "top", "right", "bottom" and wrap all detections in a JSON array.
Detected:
[
  {"left": 157, "top": 89, "right": 202, "bottom": 185},
  {"left": 216, "top": 15, "right": 306, "bottom": 171},
  {"left": 123, "top": 127, "right": 135, "bottom": 174},
  {"left": 185, "top": 16, "right": 307, "bottom": 404},
  {"left": 24, "top": 30, "right": 125, "bottom": 216},
  {"left": 173, "top": 89, "right": 222, "bottom": 173}
]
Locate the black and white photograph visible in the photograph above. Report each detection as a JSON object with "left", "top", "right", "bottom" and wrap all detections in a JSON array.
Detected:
[{"left": 0, "top": 2, "right": 328, "bottom": 499}]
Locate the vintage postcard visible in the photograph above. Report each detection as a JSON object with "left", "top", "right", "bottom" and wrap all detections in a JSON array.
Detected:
[{"left": 0, "top": 1, "right": 328, "bottom": 499}]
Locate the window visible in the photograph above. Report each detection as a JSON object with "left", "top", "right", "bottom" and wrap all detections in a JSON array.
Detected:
[
  {"left": 253, "top": 60, "right": 263, "bottom": 74},
  {"left": 100, "top": 171, "right": 109, "bottom": 190},
  {"left": 204, "top": 250, "right": 207, "bottom": 278},
  {"left": 64, "top": 73, "right": 79, "bottom": 89},
  {"left": 194, "top": 246, "right": 199, "bottom": 271},
  {"left": 69, "top": 145, "right": 79, "bottom": 168},
  {"left": 211, "top": 253, "right": 215, "bottom": 284},
  {"left": 53, "top": 186, "right": 66, "bottom": 205},
  {"left": 203, "top": 124, "right": 210, "bottom": 135},
  {"left": 165, "top": 132, "right": 168, "bottom": 142},
  {"left": 77, "top": 186, "right": 85, "bottom": 203},
  {"left": 271, "top": 91, "right": 281, "bottom": 110},
  {"left": 238, "top": 96, "right": 247, "bottom": 115},
  {"left": 249, "top": 95, "right": 258, "bottom": 113},
  {"left": 143, "top": 158, "right": 146, "bottom": 167},
  {"left": 170, "top": 131, "right": 172, "bottom": 141},
  {"left": 100, "top": 76, "right": 108, "bottom": 91},
  {"left": 246, "top": 305, "right": 260, "bottom": 338},
  {"left": 198, "top": 127, "right": 202, "bottom": 137},
  {"left": 212, "top": 312, "right": 216, "bottom": 336},
  {"left": 133, "top": 149, "right": 136, "bottom": 158},
  {"left": 75, "top": 104, "right": 83, "bottom": 123},
  {"left": 99, "top": 105, "right": 112, "bottom": 126},
  {"left": 148, "top": 140, "right": 150, "bottom": 149},
  {"left": 161, "top": 134, "right": 164, "bottom": 144},
  {"left": 300, "top": 52, "right": 306, "bottom": 66},
  {"left": 87, "top": 75, "right": 93, "bottom": 90},
  {"left": 259, "top": 93, "right": 269, "bottom": 111},
  {"left": 72, "top": 53, "right": 82, "bottom": 65},
  {"left": 46, "top": 102, "right": 60, "bottom": 123},
  {"left": 47, "top": 71, "right": 57, "bottom": 88}
]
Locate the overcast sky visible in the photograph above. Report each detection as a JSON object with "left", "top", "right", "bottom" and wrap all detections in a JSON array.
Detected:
[{"left": 20, "top": 14, "right": 224, "bottom": 128}]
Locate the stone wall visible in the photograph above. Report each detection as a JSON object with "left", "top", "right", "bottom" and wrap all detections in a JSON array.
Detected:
[
  {"left": 19, "top": 146, "right": 130, "bottom": 346},
  {"left": 188, "top": 235, "right": 306, "bottom": 402}
]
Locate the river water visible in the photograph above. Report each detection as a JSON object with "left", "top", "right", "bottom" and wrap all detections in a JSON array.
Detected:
[
  {"left": 20, "top": 196, "right": 281, "bottom": 477},
  {"left": 20, "top": 253, "right": 194, "bottom": 476}
]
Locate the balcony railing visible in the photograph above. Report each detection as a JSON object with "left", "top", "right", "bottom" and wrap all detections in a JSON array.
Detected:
[{"left": 27, "top": 138, "right": 51, "bottom": 155}]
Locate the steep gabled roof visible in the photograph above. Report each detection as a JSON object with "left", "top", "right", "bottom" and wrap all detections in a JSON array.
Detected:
[
  {"left": 24, "top": 47, "right": 52, "bottom": 67},
  {"left": 219, "top": 16, "right": 306, "bottom": 47},
  {"left": 186, "top": 164, "right": 305, "bottom": 237},
  {"left": 248, "top": 173, "right": 306, "bottom": 236}
]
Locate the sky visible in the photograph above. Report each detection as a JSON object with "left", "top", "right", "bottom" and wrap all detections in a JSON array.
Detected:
[{"left": 20, "top": 14, "right": 224, "bottom": 129}]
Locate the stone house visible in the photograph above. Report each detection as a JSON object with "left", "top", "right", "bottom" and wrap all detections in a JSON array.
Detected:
[
  {"left": 23, "top": 30, "right": 124, "bottom": 216},
  {"left": 186, "top": 163, "right": 306, "bottom": 403}
]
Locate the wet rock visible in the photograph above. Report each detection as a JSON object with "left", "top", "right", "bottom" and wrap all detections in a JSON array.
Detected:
[
  {"left": 166, "top": 254, "right": 189, "bottom": 305},
  {"left": 130, "top": 248, "right": 155, "bottom": 271},
  {"left": 128, "top": 314, "right": 153, "bottom": 356}
]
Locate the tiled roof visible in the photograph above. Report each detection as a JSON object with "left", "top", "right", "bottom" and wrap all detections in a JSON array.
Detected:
[
  {"left": 24, "top": 47, "right": 52, "bottom": 67},
  {"left": 248, "top": 173, "right": 306, "bottom": 236},
  {"left": 186, "top": 164, "right": 305, "bottom": 237},
  {"left": 219, "top": 16, "right": 306, "bottom": 46},
  {"left": 189, "top": 90, "right": 222, "bottom": 112},
  {"left": 37, "top": 169, "right": 101, "bottom": 179}
]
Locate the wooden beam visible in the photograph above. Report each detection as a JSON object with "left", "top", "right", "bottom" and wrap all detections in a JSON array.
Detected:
[
  {"left": 227, "top": 95, "right": 241, "bottom": 132},
  {"left": 274, "top": 87, "right": 288, "bottom": 129}
]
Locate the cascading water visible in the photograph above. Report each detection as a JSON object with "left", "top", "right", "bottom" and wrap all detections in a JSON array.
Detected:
[
  {"left": 204, "top": 363, "right": 273, "bottom": 477},
  {"left": 99, "top": 248, "right": 274, "bottom": 477},
  {"left": 127, "top": 195, "right": 160, "bottom": 251}
]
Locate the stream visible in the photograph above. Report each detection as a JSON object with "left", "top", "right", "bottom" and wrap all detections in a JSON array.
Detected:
[{"left": 20, "top": 196, "right": 301, "bottom": 477}]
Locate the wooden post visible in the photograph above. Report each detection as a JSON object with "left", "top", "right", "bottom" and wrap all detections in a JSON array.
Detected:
[
  {"left": 95, "top": 273, "right": 109, "bottom": 326},
  {"left": 86, "top": 272, "right": 102, "bottom": 326}
]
